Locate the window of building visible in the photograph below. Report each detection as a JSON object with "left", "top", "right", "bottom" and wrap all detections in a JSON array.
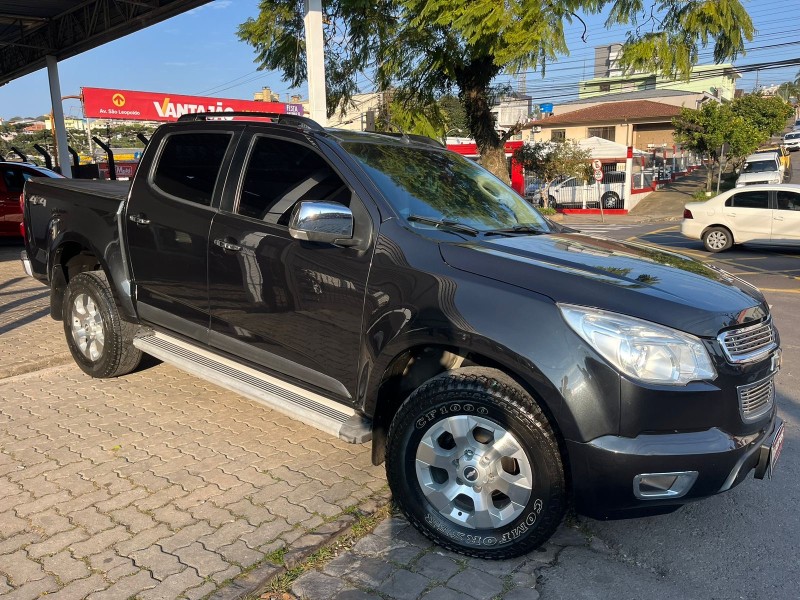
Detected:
[
  {"left": 587, "top": 126, "right": 615, "bottom": 142},
  {"left": 599, "top": 83, "right": 611, "bottom": 92},
  {"left": 551, "top": 129, "right": 566, "bottom": 142},
  {"left": 152, "top": 133, "right": 232, "bottom": 206}
]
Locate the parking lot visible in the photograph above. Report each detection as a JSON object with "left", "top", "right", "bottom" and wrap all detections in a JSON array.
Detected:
[{"left": 0, "top": 241, "right": 388, "bottom": 599}]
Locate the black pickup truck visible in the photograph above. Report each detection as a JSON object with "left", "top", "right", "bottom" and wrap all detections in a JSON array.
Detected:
[{"left": 21, "top": 113, "right": 784, "bottom": 559}]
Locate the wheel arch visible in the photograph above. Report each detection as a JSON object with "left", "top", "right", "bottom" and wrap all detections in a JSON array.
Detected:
[
  {"left": 367, "top": 342, "right": 571, "bottom": 481},
  {"left": 48, "top": 233, "right": 135, "bottom": 322},
  {"left": 701, "top": 224, "right": 734, "bottom": 244}
]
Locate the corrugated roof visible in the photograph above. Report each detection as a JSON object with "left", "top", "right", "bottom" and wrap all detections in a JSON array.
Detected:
[
  {"left": 559, "top": 89, "right": 704, "bottom": 105},
  {"left": 0, "top": 0, "right": 211, "bottom": 87},
  {"left": 530, "top": 100, "right": 683, "bottom": 127}
]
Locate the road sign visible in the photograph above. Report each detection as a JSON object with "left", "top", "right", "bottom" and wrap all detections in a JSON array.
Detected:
[
  {"left": 592, "top": 159, "right": 602, "bottom": 171},
  {"left": 593, "top": 169, "right": 604, "bottom": 182}
]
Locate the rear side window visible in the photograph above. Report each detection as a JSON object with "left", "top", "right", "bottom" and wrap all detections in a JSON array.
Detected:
[
  {"left": 152, "top": 133, "right": 232, "bottom": 205},
  {"left": 726, "top": 190, "right": 769, "bottom": 209}
]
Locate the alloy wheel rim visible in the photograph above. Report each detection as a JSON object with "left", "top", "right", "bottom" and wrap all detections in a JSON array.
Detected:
[
  {"left": 70, "top": 293, "right": 105, "bottom": 361},
  {"left": 415, "top": 414, "right": 533, "bottom": 529},
  {"left": 708, "top": 231, "right": 727, "bottom": 250}
]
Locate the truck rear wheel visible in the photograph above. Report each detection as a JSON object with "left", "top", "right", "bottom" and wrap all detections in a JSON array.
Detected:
[
  {"left": 63, "top": 271, "right": 142, "bottom": 378},
  {"left": 386, "top": 367, "right": 566, "bottom": 559}
]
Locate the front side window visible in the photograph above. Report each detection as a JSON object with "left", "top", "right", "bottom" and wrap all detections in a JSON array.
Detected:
[
  {"left": 728, "top": 190, "right": 769, "bottom": 209},
  {"left": 236, "top": 136, "right": 348, "bottom": 224},
  {"left": 152, "top": 132, "right": 232, "bottom": 205},
  {"left": 776, "top": 191, "right": 800, "bottom": 211},
  {"left": 342, "top": 141, "right": 549, "bottom": 232}
]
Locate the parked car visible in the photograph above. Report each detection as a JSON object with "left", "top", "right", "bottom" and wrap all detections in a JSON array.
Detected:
[
  {"left": 735, "top": 152, "right": 783, "bottom": 187},
  {"left": 753, "top": 145, "right": 791, "bottom": 172},
  {"left": 549, "top": 171, "right": 625, "bottom": 209},
  {"left": 681, "top": 184, "right": 800, "bottom": 251},
  {"left": 0, "top": 161, "right": 64, "bottom": 237},
  {"left": 782, "top": 131, "right": 800, "bottom": 152},
  {"left": 22, "top": 112, "right": 784, "bottom": 559},
  {"left": 792, "top": 119, "right": 800, "bottom": 131}
]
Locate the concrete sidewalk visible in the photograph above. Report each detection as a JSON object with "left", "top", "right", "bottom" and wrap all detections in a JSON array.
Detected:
[{"left": 627, "top": 170, "right": 708, "bottom": 221}]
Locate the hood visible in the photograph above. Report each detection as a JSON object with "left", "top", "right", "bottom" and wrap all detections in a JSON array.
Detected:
[
  {"left": 440, "top": 232, "right": 768, "bottom": 337},
  {"left": 736, "top": 171, "right": 781, "bottom": 185}
]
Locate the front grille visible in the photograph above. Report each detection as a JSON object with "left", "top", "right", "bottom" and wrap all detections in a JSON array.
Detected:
[
  {"left": 718, "top": 319, "right": 777, "bottom": 363},
  {"left": 738, "top": 375, "right": 774, "bottom": 422},
  {"left": 744, "top": 180, "right": 771, "bottom": 186}
]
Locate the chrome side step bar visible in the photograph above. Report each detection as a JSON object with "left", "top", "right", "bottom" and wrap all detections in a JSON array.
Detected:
[{"left": 133, "top": 332, "right": 371, "bottom": 443}]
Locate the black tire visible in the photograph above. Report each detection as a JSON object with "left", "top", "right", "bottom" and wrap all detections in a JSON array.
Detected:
[
  {"left": 62, "top": 271, "right": 143, "bottom": 378},
  {"left": 601, "top": 191, "right": 620, "bottom": 209},
  {"left": 702, "top": 226, "right": 733, "bottom": 253},
  {"left": 386, "top": 367, "right": 566, "bottom": 559}
]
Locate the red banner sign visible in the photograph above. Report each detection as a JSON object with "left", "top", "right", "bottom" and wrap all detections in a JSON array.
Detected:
[{"left": 82, "top": 87, "right": 304, "bottom": 122}]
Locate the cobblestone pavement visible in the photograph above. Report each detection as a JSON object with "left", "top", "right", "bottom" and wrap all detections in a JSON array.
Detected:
[
  {"left": 0, "top": 243, "right": 73, "bottom": 379},
  {"left": 290, "top": 517, "right": 593, "bottom": 600},
  {"left": 0, "top": 243, "right": 388, "bottom": 599}
]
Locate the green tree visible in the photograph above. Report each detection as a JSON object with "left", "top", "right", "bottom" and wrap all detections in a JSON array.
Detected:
[
  {"left": 673, "top": 102, "right": 764, "bottom": 192},
  {"left": 238, "top": 1, "right": 755, "bottom": 183},
  {"left": 438, "top": 95, "right": 469, "bottom": 137},
  {"left": 512, "top": 140, "right": 591, "bottom": 207},
  {"left": 731, "top": 94, "right": 794, "bottom": 138}
]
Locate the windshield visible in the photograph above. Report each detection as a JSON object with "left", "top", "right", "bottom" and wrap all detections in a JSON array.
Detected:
[
  {"left": 742, "top": 160, "right": 778, "bottom": 173},
  {"left": 342, "top": 141, "right": 549, "bottom": 232}
]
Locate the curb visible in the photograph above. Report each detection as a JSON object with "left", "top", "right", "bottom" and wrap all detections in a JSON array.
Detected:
[{"left": 208, "top": 489, "right": 393, "bottom": 600}]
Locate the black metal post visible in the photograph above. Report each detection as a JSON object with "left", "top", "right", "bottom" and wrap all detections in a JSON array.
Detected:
[
  {"left": 136, "top": 133, "right": 149, "bottom": 147},
  {"left": 92, "top": 136, "right": 116, "bottom": 180},
  {"left": 10, "top": 146, "right": 27, "bottom": 162},
  {"left": 33, "top": 144, "right": 53, "bottom": 170},
  {"left": 67, "top": 146, "right": 80, "bottom": 167}
]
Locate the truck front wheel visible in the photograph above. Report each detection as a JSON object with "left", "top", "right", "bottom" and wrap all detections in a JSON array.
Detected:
[
  {"left": 63, "top": 271, "right": 142, "bottom": 378},
  {"left": 386, "top": 367, "right": 566, "bottom": 559}
]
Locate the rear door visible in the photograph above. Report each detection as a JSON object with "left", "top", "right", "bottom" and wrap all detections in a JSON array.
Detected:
[
  {"left": 772, "top": 189, "right": 800, "bottom": 244},
  {"left": 125, "top": 127, "right": 241, "bottom": 339},
  {"left": 722, "top": 189, "right": 772, "bottom": 243},
  {"left": 206, "top": 129, "right": 376, "bottom": 400}
]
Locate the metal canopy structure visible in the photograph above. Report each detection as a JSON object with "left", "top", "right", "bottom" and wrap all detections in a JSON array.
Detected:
[{"left": 0, "top": 0, "right": 211, "bottom": 87}]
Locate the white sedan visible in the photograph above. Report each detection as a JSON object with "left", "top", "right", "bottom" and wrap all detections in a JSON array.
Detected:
[{"left": 681, "top": 184, "right": 800, "bottom": 252}]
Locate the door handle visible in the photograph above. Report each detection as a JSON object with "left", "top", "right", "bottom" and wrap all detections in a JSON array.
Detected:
[
  {"left": 128, "top": 214, "right": 151, "bottom": 226},
  {"left": 214, "top": 238, "right": 242, "bottom": 253},
  {"left": 727, "top": 212, "right": 736, "bottom": 217},
  {"left": 774, "top": 215, "right": 784, "bottom": 221}
]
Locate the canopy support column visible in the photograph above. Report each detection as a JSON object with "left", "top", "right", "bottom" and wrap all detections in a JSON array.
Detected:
[{"left": 46, "top": 55, "right": 72, "bottom": 178}]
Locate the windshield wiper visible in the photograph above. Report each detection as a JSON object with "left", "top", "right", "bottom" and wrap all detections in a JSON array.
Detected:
[
  {"left": 483, "top": 225, "right": 548, "bottom": 237},
  {"left": 407, "top": 214, "right": 480, "bottom": 236}
]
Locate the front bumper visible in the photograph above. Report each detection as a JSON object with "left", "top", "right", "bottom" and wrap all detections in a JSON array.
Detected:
[{"left": 569, "top": 414, "right": 783, "bottom": 519}]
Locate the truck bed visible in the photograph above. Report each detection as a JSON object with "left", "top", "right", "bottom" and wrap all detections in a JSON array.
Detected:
[{"left": 27, "top": 178, "right": 130, "bottom": 203}]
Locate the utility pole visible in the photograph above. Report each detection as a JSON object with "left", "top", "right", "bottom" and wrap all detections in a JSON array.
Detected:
[{"left": 304, "top": 0, "right": 327, "bottom": 126}]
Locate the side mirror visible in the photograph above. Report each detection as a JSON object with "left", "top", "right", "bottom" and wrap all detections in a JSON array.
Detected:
[{"left": 289, "top": 201, "right": 355, "bottom": 245}]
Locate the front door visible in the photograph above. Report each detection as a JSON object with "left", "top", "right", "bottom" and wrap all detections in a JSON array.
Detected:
[
  {"left": 772, "top": 189, "right": 800, "bottom": 244},
  {"left": 207, "top": 132, "right": 375, "bottom": 400},
  {"left": 125, "top": 128, "right": 239, "bottom": 338}
]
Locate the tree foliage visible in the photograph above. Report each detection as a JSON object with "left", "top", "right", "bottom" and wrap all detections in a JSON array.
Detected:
[
  {"left": 672, "top": 96, "right": 788, "bottom": 192},
  {"left": 730, "top": 94, "right": 793, "bottom": 138},
  {"left": 238, "top": 0, "right": 755, "bottom": 183},
  {"left": 512, "top": 141, "right": 592, "bottom": 207}
]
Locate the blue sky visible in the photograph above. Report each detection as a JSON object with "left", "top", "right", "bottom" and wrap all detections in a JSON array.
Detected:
[{"left": 0, "top": 0, "right": 795, "bottom": 120}]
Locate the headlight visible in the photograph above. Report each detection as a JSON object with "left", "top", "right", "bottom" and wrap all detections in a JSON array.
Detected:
[{"left": 559, "top": 304, "right": 717, "bottom": 385}]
